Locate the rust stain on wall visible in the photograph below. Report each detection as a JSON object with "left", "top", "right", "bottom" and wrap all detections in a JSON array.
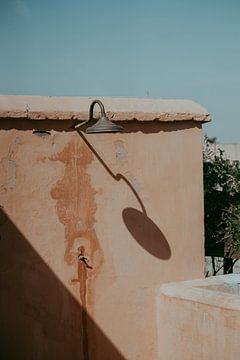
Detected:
[
  {"left": 72, "top": 245, "right": 90, "bottom": 359},
  {"left": 49, "top": 138, "right": 104, "bottom": 359}
]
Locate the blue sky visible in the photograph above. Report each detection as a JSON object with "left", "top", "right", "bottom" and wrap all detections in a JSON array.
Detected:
[{"left": 0, "top": 0, "right": 239, "bottom": 143}]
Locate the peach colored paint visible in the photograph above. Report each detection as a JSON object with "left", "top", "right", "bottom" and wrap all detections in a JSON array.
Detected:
[
  {"left": 158, "top": 276, "right": 240, "bottom": 360},
  {"left": 0, "top": 96, "right": 208, "bottom": 359}
]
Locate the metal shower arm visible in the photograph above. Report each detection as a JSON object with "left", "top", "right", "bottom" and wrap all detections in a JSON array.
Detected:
[{"left": 89, "top": 100, "right": 107, "bottom": 120}]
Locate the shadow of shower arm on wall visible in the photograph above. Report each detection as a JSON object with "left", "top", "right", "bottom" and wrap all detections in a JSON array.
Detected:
[
  {"left": 75, "top": 130, "right": 171, "bottom": 260},
  {"left": 76, "top": 130, "right": 147, "bottom": 215}
]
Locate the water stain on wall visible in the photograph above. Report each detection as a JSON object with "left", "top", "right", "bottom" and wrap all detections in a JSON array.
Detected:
[
  {"left": 49, "top": 137, "right": 104, "bottom": 359},
  {"left": 115, "top": 140, "right": 128, "bottom": 164},
  {"left": 0, "top": 137, "right": 22, "bottom": 192}
]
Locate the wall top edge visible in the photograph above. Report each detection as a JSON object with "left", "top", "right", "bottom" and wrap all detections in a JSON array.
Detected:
[
  {"left": 0, "top": 95, "right": 211, "bottom": 123},
  {"left": 159, "top": 275, "right": 240, "bottom": 310}
]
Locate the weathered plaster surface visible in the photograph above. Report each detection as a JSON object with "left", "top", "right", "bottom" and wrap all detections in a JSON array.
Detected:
[
  {"left": 158, "top": 275, "right": 240, "bottom": 360},
  {"left": 0, "top": 96, "right": 209, "bottom": 359}
]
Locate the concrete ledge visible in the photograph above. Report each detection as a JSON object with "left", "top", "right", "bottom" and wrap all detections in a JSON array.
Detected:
[
  {"left": 0, "top": 95, "right": 211, "bottom": 122},
  {"left": 160, "top": 275, "right": 240, "bottom": 310},
  {"left": 158, "top": 275, "right": 240, "bottom": 359}
]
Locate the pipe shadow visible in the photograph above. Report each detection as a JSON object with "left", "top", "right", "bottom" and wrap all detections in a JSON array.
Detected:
[
  {"left": 0, "top": 208, "right": 125, "bottom": 360},
  {"left": 76, "top": 131, "right": 171, "bottom": 260},
  {"left": 76, "top": 131, "right": 146, "bottom": 214}
]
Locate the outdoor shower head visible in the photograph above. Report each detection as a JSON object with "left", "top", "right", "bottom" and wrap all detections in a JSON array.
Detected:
[{"left": 73, "top": 100, "right": 123, "bottom": 133}]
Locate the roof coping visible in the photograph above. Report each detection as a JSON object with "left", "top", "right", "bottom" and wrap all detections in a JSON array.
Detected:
[{"left": 0, "top": 95, "right": 211, "bottom": 123}]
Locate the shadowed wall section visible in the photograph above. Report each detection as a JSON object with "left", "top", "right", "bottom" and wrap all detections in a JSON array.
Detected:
[{"left": 0, "top": 209, "right": 125, "bottom": 360}]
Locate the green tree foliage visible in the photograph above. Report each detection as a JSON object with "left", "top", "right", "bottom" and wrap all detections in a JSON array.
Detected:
[{"left": 203, "top": 136, "right": 240, "bottom": 274}]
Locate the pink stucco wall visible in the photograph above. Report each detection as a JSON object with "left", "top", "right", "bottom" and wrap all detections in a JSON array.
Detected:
[
  {"left": 158, "top": 276, "right": 240, "bottom": 360},
  {"left": 0, "top": 96, "right": 209, "bottom": 359}
]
